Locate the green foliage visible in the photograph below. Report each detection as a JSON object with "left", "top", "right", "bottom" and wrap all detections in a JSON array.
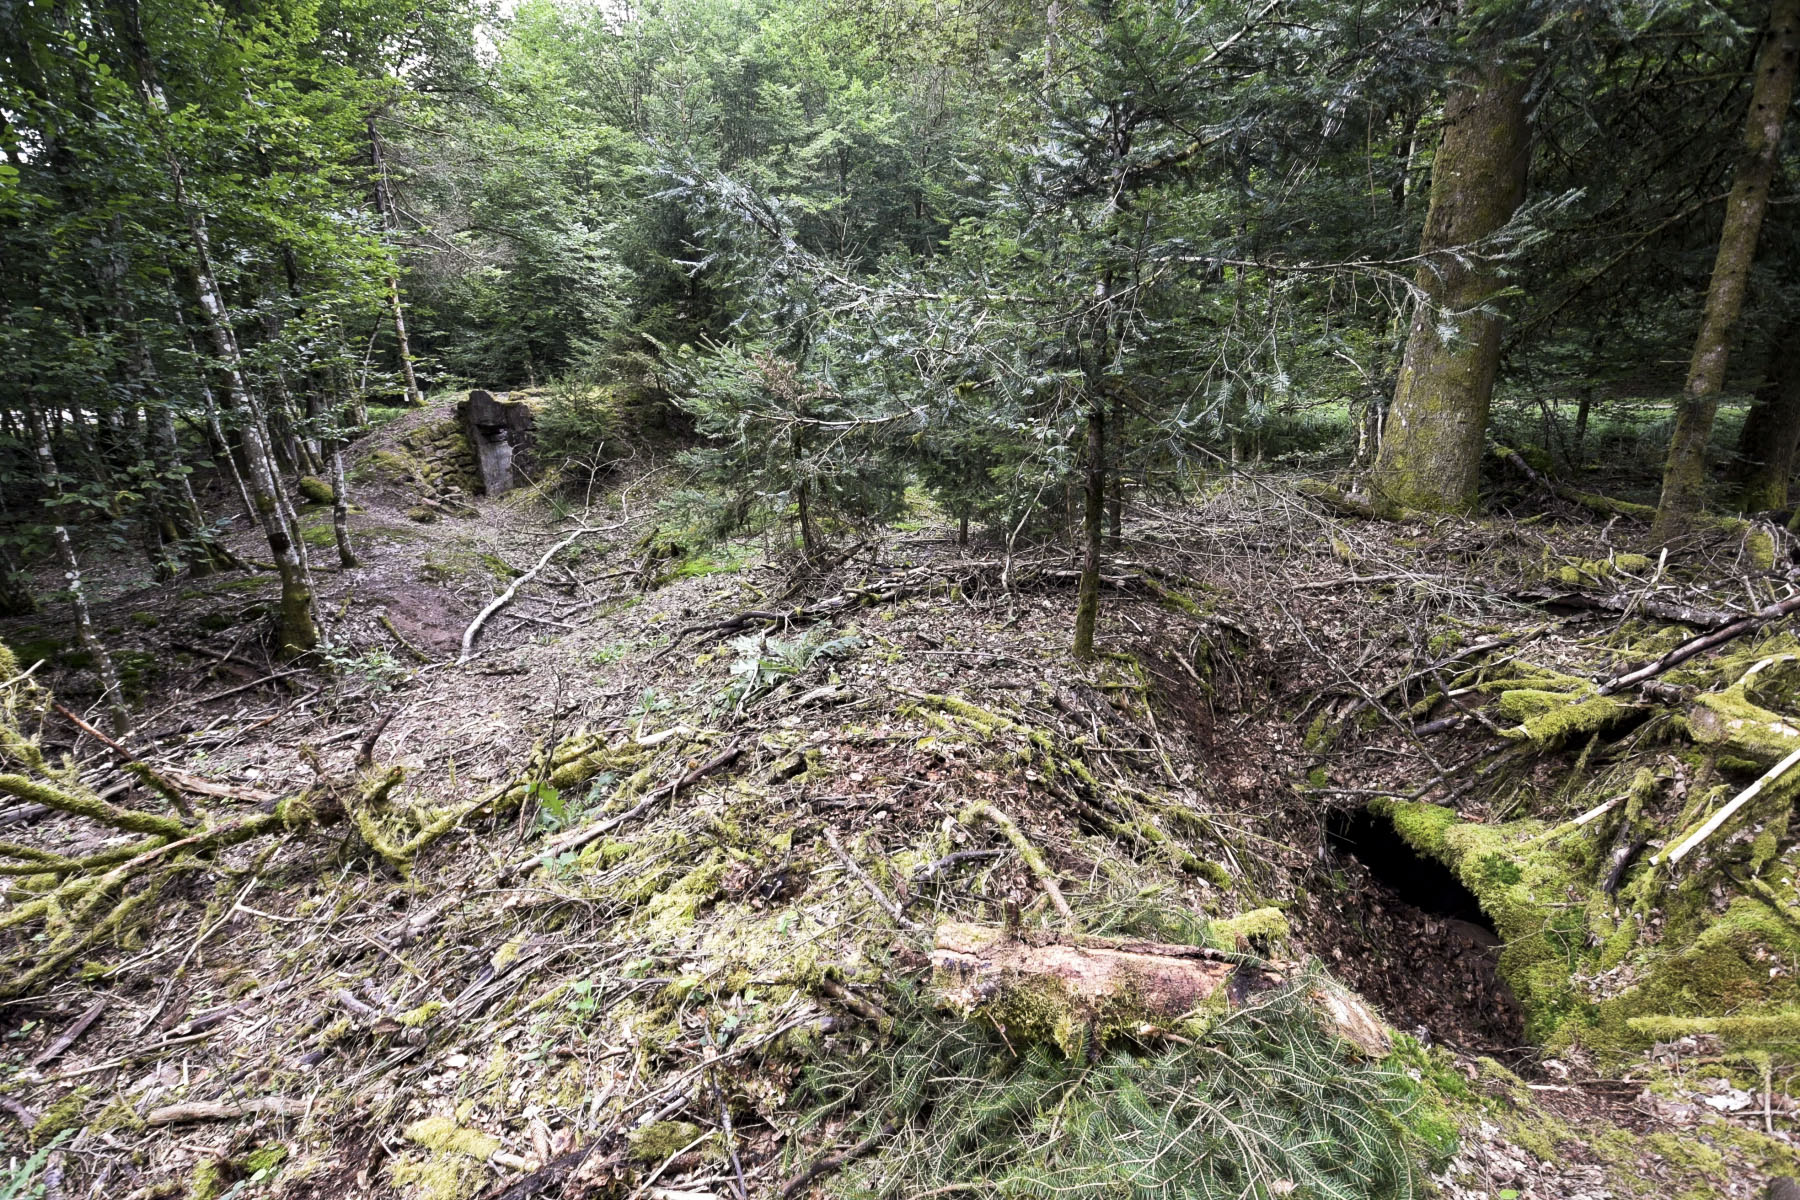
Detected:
[
  {"left": 1, "top": 1131, "right": 74, "bottom": 1200},
  {"left": 799, "top": 970, "right": 1423, "bottom": 1200},
  {"left": 719, "top": 628, "right": 860, "bottom": 714}
]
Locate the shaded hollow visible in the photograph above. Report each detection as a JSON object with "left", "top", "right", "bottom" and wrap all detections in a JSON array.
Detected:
[
  {"left": 1314, "top": 806, "right": 1523, "bottom": 1052},
  {"left": 1326, "top": 808, "right": 1495, "bottom": 932}
]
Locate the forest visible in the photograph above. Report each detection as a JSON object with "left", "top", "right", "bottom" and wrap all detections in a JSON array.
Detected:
[{"left": 5, "top": 0, "right": 1800, "bottom": 1195}]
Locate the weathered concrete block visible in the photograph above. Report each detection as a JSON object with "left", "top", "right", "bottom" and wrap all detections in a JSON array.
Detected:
[{"left": 459, "top": 390, "right": 535, "bottom": 495}]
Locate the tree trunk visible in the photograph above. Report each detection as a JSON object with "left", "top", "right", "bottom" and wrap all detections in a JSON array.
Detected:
[
  {"left": 369, "top": 119, "right": 424, "bottom": 406},
  {"left": 1073, "top": 400, "right": 1105, "bottom": 660},
  {"left": 329, "top": 425, "right": 358, "bottom": 568},
  {"left": 1654, "top": 0, "right": 1800, "bottom": 538},
  {"left": 1370, "top": 62, "right": 1532, "bottom": 512},
  {"left": 27, "top": 408, "right": 130, "bottom": 736},
  {"left": 1737, "top": 321, "right": 1800, "bottom": 512},
  {"left": 112, "top": 0, "right": 318, "bottom": 652}
]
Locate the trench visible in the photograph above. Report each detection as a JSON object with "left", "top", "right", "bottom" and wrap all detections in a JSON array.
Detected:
[{"left": 1317, "top": 807, "right": 1525, "bottom": 1052}]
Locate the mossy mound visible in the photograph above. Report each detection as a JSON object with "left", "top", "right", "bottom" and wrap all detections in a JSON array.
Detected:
[{"left": 1373, "top": 754, "right": 1800, "bottom": 1061}]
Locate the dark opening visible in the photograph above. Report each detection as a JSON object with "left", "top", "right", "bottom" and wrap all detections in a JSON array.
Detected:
[{"left": 1326, "top": 808, "right": 1495, "bottom": 933}]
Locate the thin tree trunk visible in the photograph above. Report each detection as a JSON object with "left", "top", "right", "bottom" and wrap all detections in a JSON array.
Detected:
[
  {"left": 1370, "top": 61, "right": 1532, "bottom": 512},
  {"left": 1654, "top": 0, "right": 1800, "bottom": 537},
  {"left": 1073, "top": 400, "right": 1106, "bottom": 660},
  {"left": 369, "top": 119, "right": 424, "bottom": 406},
  {"left": 113, "top": 0, "right": 316, "bottom": 652},
  {"left": 1734, "top": 321, "right": 1800, "bottom": 512},
  {"left": 329, "top": 438, "right": 358, "bottom": 568},
  {"left": 184, "top": 250, "right": 319, "bottom": 653},
  {"left": 27, "top": 407, "right": 130, "bottom": 736}
]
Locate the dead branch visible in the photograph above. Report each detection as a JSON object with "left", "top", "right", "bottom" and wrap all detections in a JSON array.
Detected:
[
  {"left": 778, "top": 1122, "right": 898, "bottom": 1200},
  {"left": 1659, "top": 744, "right": 1800, "bottom": 866},
  {"left": 144, "top": 1096, "right": 308, "bottom": 1125},
  {"left": 958, "top": 801, "right": 1074, "bottom": 925},
  {"left": 823, "top": 827, "right": 923, "bottom": 932},
  {"left": 459, "top": 523, "right": 616, "bottom": 664},
  {"left": 1599, "top": 592, "right": 1800, "bottom": 695},
  {"left": 357, "top": 709, "right": 400, "bottom": 770},
  {"left": 51, "top": 703, "right": 193, "bottom": 818},
  {"left": 501, "top": 742, "right": 742, "bottom": 881},
  {"left": 29, "top": 997, "right": 108, "bottom": 1069}
]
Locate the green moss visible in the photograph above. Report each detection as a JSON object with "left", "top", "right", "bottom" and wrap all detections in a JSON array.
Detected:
[
  {"left": 399, "top": 1000, "right": 446, "bottom": 1027},
  {"left": 393, "top": 1115, "right": 504, "bottom": 1200},
  {"left": 245, "top": 1144, "right": 288, "bottom": 1175},
  {"left": 31, "top": 1088, "right": 90, "bottom": 1146},
  {"left": 1625, "top": 1010, "right": 1800, "bottom": 1044},
  {"left": 129, "top": 611, "right": 160, "bottom": 628},
  {"left": 404, "top": 1116, "right": 500, "bottom": 1160},
  {"left": 189, "top": 1158, "right": 231, "bottom": 1200},
  {"left": 628, "top": 1121, "right": 708, "bottom": 1164},
  {"left": 1210, "top": 906, "right": 1290, "bottom": 950},
  {"left": 296, "top": 475, "right": 335, "bottom": 505},
  {"left": 1687, "top": 683, "right": 1800, "bottom": 763}
]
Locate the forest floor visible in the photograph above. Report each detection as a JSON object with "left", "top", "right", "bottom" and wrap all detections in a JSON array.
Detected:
[{"left": 4, "top": 396, "right": 1800, "bottom": 1200}]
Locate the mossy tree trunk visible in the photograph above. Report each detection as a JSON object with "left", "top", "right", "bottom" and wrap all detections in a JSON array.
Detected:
[
  {"left": 1370, "top": 62, "right": 1531, "bottom": 512},
  {"left": 1736, "top": 320, "right": 1800, "bottom": 512},
  {"left": 1654, "top": 0, "right": 1800, "bottom": 538},
  {"left": 1073, "top": 399, "right": 1106, "bottom": 660}
]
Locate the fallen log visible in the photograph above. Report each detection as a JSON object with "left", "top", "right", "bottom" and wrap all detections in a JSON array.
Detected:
[{"left": 930, "top": 922, "right": 1389, "bottom": 1058}]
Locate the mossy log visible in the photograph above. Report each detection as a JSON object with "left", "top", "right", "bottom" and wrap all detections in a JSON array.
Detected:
[{"left": 931, "top": 922, "right": 1389, "bottom": 1058}]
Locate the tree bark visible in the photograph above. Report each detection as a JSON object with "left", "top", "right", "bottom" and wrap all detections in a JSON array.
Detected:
[
  {"left": 931, "top": 922, "right": 1391, "bottom": 1058},
  {"left": 1654, "top": 0, "right": 1800, "bottom": 538},
  {"left": 1736, "top": 321, "right": 1800, "bottom": 512},
  {"left": 329, "top": 432, "right": 358, "bottom": 568},
  {"left": 1370, "top": 61, "right": 1532, "bottom": 512},
  {"left": 26, "top": 408, "right": 130, "bottom": 736},
  {"left": 1073, "top": 400, "right": 1105, "bottom": 660}
]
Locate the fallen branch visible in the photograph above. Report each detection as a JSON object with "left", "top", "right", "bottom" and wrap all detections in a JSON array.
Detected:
[
  {"left": 459, "top": 524, "right": 614, "bottom": 664},
  {"left": 145, "top": 1096, "right": 308, "bottom": 1125},
  {"left": 823, "top": 827, "right": 923, "bottom": 932},
  {"left": 778, "top": 1122, "right": 898, "bottom": 1200},
  {"left": 52, "top": 703, "right": 194, "bottom": 818},
  {"left": 29, "top": 998, "right": 108, "bottom": 1069},
  {"left": 1599, "top": 592, "right": 1800, "bottom": 695},
  {"left": 1658, "top": 744, "right": 1800, "bottom": 867},
  {"left": 958, "top": 801, "right": 1075, "bottom": 926}
]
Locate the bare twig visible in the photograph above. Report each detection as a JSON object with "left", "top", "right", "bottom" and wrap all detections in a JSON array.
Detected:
[
  {"left": 823, "top": 827, "right": 923, "bottom": 932},
  {"left": 459, "top": 521, "right": 626, "bottom": 664}
]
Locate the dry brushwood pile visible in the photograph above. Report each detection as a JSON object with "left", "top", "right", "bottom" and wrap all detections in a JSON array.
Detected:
[{"left": 7, "top": 411, "right": 1800, "bottom": 1200}]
